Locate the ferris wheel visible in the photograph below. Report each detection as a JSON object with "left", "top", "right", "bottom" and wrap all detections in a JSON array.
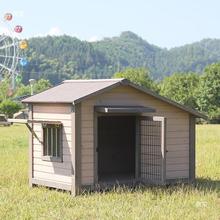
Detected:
[{"left": 0, "top": 12, "right": 28, "bottom": 89}]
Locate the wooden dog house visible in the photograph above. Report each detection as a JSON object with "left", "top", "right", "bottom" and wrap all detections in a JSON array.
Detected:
[{"left": 21, "top": 79, "right": 205, "bottom": 196}]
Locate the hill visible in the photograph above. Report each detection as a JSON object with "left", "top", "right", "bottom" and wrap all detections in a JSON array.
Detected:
[{"left": 22, "top": 31, "right": 220, "bottom": 84}]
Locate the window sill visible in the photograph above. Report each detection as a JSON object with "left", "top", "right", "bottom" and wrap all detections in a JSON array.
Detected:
[{"left": 42, "top": 156, "right": 63, "bottom": 163}]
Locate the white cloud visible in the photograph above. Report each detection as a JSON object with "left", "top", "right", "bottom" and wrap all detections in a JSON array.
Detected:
[
  {"left": 87, "top": 36, "right": 100, "bottom": 42},
  {"left": 47, "top": 27, "right": 63, "bottom": 36},
  {"left": 12, "top": 10, "right": 24, "bottom": 17},
  {"left": 0, "top": 27, "right": 10, "bottom": 35}
]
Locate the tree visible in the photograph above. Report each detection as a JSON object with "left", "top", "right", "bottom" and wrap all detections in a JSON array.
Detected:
[
  {"left": 112, "top": 67, "right": 158, "bottom": 92},
  {"left": 14, "top": 79, "right": 52, "bottom": 97},
  {"left": 33, "top": 79, "right": 52, "bottom": 93},
  {"left": 159, "top": 72, "right": 199, "bottom": 108},
  {"left": 0, "top": 99, "right": 22, "bottom": 118},
  {"left": 197, "top": 63, "right": 220, "bottom": 122}
]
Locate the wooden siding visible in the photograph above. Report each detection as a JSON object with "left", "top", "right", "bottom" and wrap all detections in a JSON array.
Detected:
[
  {"left": 80, "top": 85, "right": 190, "bottom": 185},
  {"left": 32, "top": 104, "right": 73, "bottom": 189}
]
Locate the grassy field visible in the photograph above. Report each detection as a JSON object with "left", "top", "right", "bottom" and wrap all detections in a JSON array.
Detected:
[{"left": 0, "top": 124, "right": 219, "bottom": 220}]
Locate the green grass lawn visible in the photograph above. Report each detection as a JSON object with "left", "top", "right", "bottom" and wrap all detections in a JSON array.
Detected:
[{"left": 0, "top": 124, "right": 219, "bottom": 220}]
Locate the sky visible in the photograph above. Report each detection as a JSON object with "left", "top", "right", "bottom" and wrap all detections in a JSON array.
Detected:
[{"left": 0, "top": 0, "right": 220, "bottom": 48}]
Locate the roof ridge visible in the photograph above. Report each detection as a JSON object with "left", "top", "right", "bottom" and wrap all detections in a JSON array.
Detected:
[{"left": 63, "top": 78, "right": 124, "bottom": 83}]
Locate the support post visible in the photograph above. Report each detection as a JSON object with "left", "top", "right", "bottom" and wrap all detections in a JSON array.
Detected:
[
  {"left": 189, "top": 115, "right": 196, "bottom": 183},
  {"left": 135, "top": 117, "right": 140, "bottom": 180},
  {"left": 71, "top": 103, "right": 81, "bottom": 196},
  {"left": 93, "top": 111, "right": 98, "bottom": 185},
  {"left": 28, "top": 104, "right": 33, "bottom": 187}
]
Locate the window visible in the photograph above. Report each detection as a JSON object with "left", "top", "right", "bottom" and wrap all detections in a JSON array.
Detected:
[{"left": 42, "top": 123, "right": 62, "bottom": 162}]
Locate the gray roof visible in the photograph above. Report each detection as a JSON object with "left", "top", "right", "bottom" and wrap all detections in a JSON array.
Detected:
[
  {"left": 22, "top": 79, "right": 123, "bottom": 104},
  {"left": 22, "top": 78, "right": 206, "bottom": 118}
]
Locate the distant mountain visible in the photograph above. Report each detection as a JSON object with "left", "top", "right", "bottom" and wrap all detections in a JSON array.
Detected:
[{"left": 22, "top": 31, "right": 220, "bottom": 84}]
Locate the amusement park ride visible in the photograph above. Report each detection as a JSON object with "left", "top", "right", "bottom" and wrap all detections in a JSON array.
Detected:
[{"left": 0, "top": 12, "right": 28, "bottom": 92}]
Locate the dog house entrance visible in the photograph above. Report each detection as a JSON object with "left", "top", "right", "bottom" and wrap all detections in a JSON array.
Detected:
[
  {"left": 98, "top": 116, "right": 136, "bottom": 182},
  {"left": 97, "top": 115, "right": 166, "bottom": 185}
]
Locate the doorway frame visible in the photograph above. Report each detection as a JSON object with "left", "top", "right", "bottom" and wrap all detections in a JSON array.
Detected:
[
  {"left": 93, "top": 112, "right": 141, "bottom": 185},
  {"left": 93, "top": 110, "right": 166, "bottom": 186}
]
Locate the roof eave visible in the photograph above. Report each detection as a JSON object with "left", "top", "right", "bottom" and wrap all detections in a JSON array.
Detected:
[
  {"left": 22, "top": 100, "right": 72, "bottom": 104},
  {"left": 121, "top": 79, "right": 207, "bottom": 119}
]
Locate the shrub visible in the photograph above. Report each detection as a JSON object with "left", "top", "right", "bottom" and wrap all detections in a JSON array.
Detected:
[{"left": 0, "top": 99, "right": 22, "bottom": 118}]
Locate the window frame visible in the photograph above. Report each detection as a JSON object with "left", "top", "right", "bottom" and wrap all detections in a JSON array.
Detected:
[{"left": 41, "top": 123, "right": 63, "bottom": 163}]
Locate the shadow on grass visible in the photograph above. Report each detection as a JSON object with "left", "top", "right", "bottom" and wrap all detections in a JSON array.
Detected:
[
  {"left": 195, "top": 177, "right": 220, "bottom": 192},
  {"left": 79, "top": 177, "right": 220, "bottom": 196}
]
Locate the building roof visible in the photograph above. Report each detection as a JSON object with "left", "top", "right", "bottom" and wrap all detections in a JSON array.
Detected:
[{"left": 22, "top": 78, "right": 206, "bottom": 118}]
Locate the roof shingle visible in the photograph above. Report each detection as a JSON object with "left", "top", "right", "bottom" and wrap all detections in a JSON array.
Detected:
[{"left": 22, "top": 79, "right": 123, "bottom": 104}]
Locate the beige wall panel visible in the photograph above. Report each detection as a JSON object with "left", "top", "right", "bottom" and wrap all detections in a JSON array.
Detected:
[
  {"left": 34, "top": 125, "right": 72, "bottom": 134},
  {"left": 34, "top": 144, "right": 72, "bottom": 155},
  {"left": 33, "top": 113, "right": 71, "bottom": 120},
  {"left": 81, "top": 176, "right": 94, "bottom": 185},
  {"left": 80, "top": 85, "right": 191, "bottom": 184},
  {"left": 33, "top": 171, "right": 72, "bottom": 184},
  {"left": 166, "top": 170, "right": 189, "bottom": 179},
  {"left": 81, "top": 163, "right": 93, "bottom": 170},
  {"left": 166, "top": 164, "right": 189, "bottom": 171},
  {"left": 33, "top": 164, "right": 71, "bottom": 175},
  {"left": 33, "top": 104, "right": 71, "bottom": 114},
  {"left": 32, "top": 104, "right": 73, "bottom": 187},
  {"left": 33, "top": 159, "right": 72, "bottom": 170}
]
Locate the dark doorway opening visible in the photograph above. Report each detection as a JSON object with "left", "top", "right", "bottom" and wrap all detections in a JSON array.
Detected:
[{"left": 98, "top": 116, "right": 136, "bottom": 182}]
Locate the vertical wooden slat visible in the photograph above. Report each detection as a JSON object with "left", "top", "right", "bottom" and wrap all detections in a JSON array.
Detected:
[
  {"left": 55, "top": 128, "right": 58, "bottom": 157},
  {"left": 46, "top": 128, "right": 49, "bottom": 155},
  {"left": 50, "top": 128, "right": 54, "bottom": 157},
  {"left": 59, "top": 125, "right": 63, "bottom": 160},
  {"left": 29, "top": 104, "right": 33, "bottom": 187}
]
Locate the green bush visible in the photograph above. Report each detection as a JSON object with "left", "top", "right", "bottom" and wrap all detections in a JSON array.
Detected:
[{"left": 0, "top": 99, "right": 22, "bottom": 118}]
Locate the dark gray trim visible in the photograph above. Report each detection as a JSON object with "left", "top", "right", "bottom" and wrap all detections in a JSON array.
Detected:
[
  {"left": 94, "top": 111, "right": 98, "bottom": 184},
  {"left": 28, "top": 104, "right": 33, "bottom": 187},
  {"left": 23, "top": 101, "right": 78, "bottom": 104},
  {"left": 95, "top": 106, "right": 156, "bottom": 114},
  {"left": 75, "top": 103, "right": 82, "bottom": 195},
  {"left": 189, "top": 115, "right": 196, "bottom": 183},
  {"left": 135, "top": 117, "right": 140, "bottom": 179},
  {"left": 32, "top": 178, "right": 71, "bottom": 191},
  {"left": 71, "top": 107, "right": 75, "bottom": 196}
]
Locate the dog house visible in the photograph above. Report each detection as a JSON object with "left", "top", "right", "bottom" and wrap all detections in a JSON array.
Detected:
[{"left": 21, "top": 79, "right": 205, "bottom": 196}]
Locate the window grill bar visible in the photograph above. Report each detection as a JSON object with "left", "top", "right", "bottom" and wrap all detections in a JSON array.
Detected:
[
  {"left": 51, "top": 128, "right": 53, "bottom": 156},
  {"left": 46, "top": 128, "right": 49, "bottom": 155},
  {"left": 55, "top": 128, "right": 58, "bottom": 157}
]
